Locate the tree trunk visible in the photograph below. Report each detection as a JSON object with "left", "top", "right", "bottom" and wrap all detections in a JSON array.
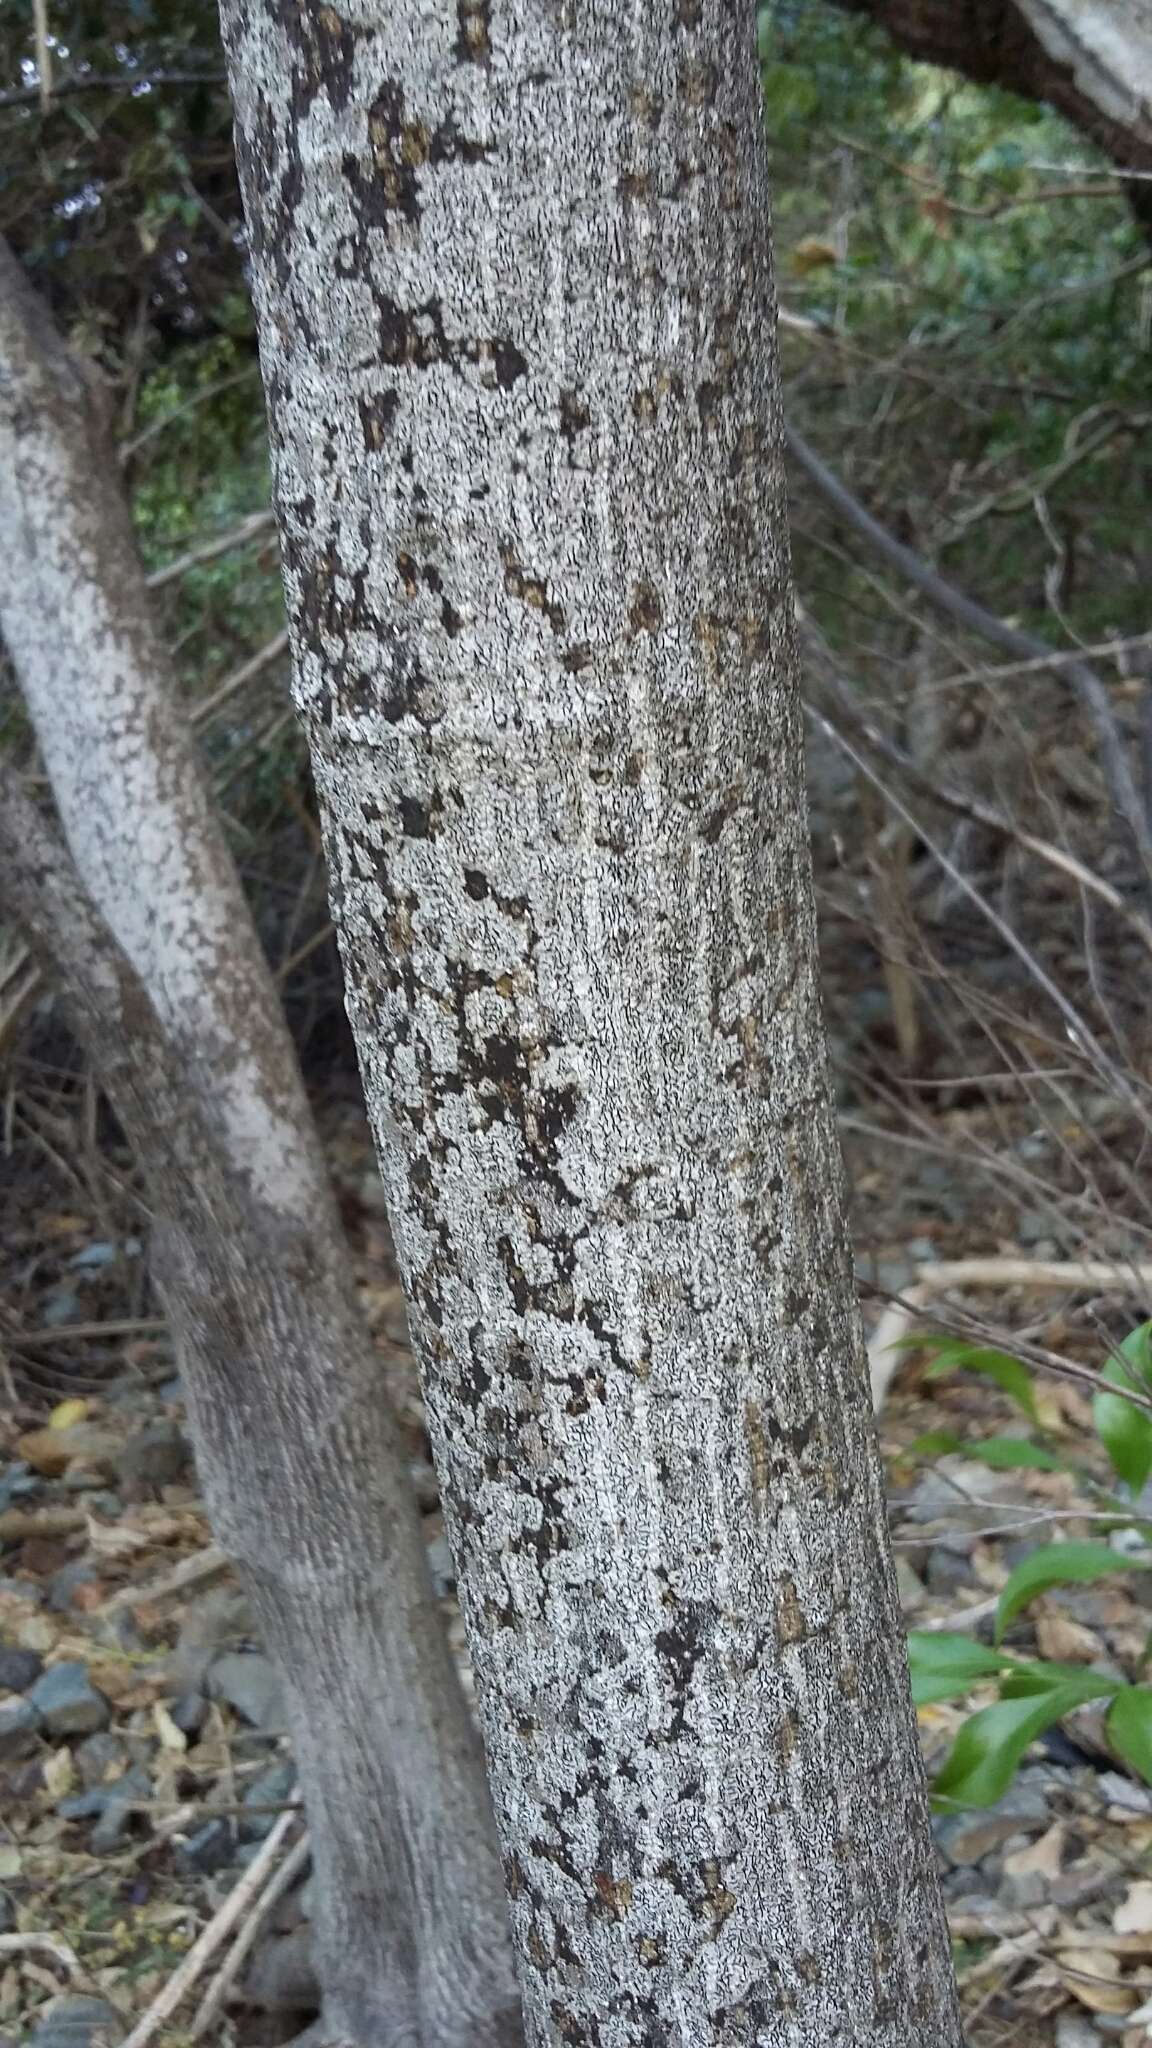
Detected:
[
  {"left": 833, "top": 0, "right": 1152, "bottom": 236},
  {"left": 0, "top": 239, "right": 518, "bottom": 2048},
  {"left": 222, "top": 1, "right": 963, "bottom": 2042}
]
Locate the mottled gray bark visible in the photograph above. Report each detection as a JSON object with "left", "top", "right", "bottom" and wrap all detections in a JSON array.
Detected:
[
  {"left": 222, "top": 1, "right": 962, "bottom": 2043},
  {"left": 0, "top": 240, "right": 518, "bottom": 2048}
]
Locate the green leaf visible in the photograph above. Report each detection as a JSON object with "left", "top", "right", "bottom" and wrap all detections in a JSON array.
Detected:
[
  {"left": 996, "top": 1540, "right": 1149, "bottom": 1641},
  {"left": 907, "top": 1431, "right": 1062, "bottom": 1471},
  {"left": 923, "top": 1344, "right": 1037, "bottom": 1422},
  {"left": 908, "top": 1430, "right": 964, "bottom": 1458},
  {"left": 1000, "top": 1659, "right": 1122, "bottom": 1699},
  {"left": 1107, "top": 1687, "right": 1152, "bottom": 1786},
  {"left": 906, "top": 1631, "right": 1015, "bottom": 1707},
  {"left": 934, "top": 1677, "right": 1119, "bottom": 1807},
  {"left": 960, "top": 1437, "right": 1065, "bottom": 1472},
  {"left": 1094, "top": 1322, "right": 1152, "bottom": 1494}
]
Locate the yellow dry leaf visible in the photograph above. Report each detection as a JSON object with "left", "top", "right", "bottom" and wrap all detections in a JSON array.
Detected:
[
  {"left": 1033, "top": 1389, "right": 1071, "bottom": 1436},
  {"left": 41, "top": 1745, "right": 75, "bottom": 1801},
  {"left": 153, "top": 1700, "right": 188, "bottom": 1753},
  {"left": 48, "top": 1398, "right": 90, "bottom": 1431},
  {"left": 791, "top": 236, "right": 838, "bottom": 275},
  {"left": 0, "top": 1846, "right": 21, "bottom": 1881},
  {"left": 1057, "top": 1947, "right": 1137, "bottom": 2015}
]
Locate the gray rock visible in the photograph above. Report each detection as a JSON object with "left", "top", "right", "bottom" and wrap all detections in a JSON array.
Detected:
[
  {"left": 242, "top": 1760, "right": 297, "bottom": 1841},
  {"left": 935, "top": 1785, "right": 1050, "bottom": 1866},
  {"left": 0, "top": 1888, "right": 15, "bottom": 1932},
  {"left": 28, "top": 1662, "right": 111, "bottom": 1738},
  {"left": 998, "top": 1865, "right": 1050, "bottom": 1910},
  {"left": 28, "top": 1995, "right": 123, "bottom": 2048},
  {"left": 0, "top": 1696, "right": 41, "bottom": 1758},
  {"left": 89, "top": 1765, "right": 150, "bottom": 1855},
  {"left": 940, "top": 1858, "right": 1002, "bottom": 1899},
  {"left": 0, "top": 1463, "right": 41, "bottom": 1512},
  {"left": 925, "top": 1545, "right": 977, "bottom": 1597},
  {"left": 74, "top": 1731, "right": 127, "bottom": 1789},
  {"left": 166, "top": 1587, "right": 255, "bottom": 1694},
  {"left": 176, "top": 1818, "right": 238, "bottom": 1874},
  {"left": 83, "top": 1492, "right": 123, "bottom": 1521},
  {"left": 63, "top": 1464, "right": 116, "bottom": 1492},
  {"left": 170, "top": 1692, "right": 208, "bottom": 1736},
  {"left": 58, "top": 1784, "right": 110, "bottom": 1823},
  {"left": 0, "top": 1645, "right": 44, "bottom": 1693},
  {"left": 244, "top": 1925, "right": 318, "bottom": 2011},
  {"left": 46, "top": 1561, "right": 101, "bottom": 1614},
  {"left": 0, "top": 1576, "right": 43, "bottom": 1605},
  {"left": 208, "top": 1651, "right": 286, "bottom": 1734},
  {"left": 117, "top": 1422, "right": 192, "bottom": 1499}
]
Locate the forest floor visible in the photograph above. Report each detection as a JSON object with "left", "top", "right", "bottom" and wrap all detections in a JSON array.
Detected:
[{"left": 2, "top": 1082, "right": 1151, "bottom": 2048}]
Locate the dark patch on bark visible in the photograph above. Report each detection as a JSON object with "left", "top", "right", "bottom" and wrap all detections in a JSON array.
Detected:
[
  {"left": 359, "top": 390, "right": 400, "bottom": 449},
  {"left": 429, "top": 115, "right": 493, "bottom": 164},
  {"left": 455, "top": 0, "right": 491, "bottom": 61},
  {"left": 559, "top": 390, "right": 591, "bottom": 442},
  {"left": 628, "top": 582, "right": 663, "bottom": 634},
  {"left": 502, "top": 550, "right": 566, "bottom": 633}
]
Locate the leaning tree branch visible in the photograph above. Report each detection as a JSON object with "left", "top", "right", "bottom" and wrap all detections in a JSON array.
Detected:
[
  {"left": 796, "top": 612, "right": 1152, "bottom": 960},
  {"left": 785, "top": 422, "right": 1152, "bottom": 890},
  {"left": 0, "top": 69, "right": 225, "bottom": 112}
]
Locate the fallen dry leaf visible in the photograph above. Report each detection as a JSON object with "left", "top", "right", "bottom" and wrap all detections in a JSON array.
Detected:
[
  {"left": 15, "top": 1423, "right": 118, "bottom": 1480},
  {"left": 1036, "top": 1614, "right": 1103, "bottom": 1664},
  {"left": 47, "top": 1398, "right": 89, "bottom": 1431},
  {"left": 41, "top": 1746, "right": 74, "bottom": 1802},
  {"left": 1117, "top": 1886, "right": 1152, "bottom": 1937},
  {"left": 1057, "top": 1946, "right": 1139, "bottom": 2016},
  {"left": 1004, "top": 1822, "right": 1065, "bottom": 1883},
  {"left": 153, "top": 1700, "right": 187, "bottom": 1753}
]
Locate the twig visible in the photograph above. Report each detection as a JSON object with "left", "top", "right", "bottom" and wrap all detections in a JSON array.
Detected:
[
  {"left": 31, "top": 0, "right": 52, "bottom": 110},
  {"left": 868, "top": 1257, "right": 1152, "bottom": 1411},
  {"left": 0, "top": 1504, "right": 87, "bottom": 1541},
  {"left": 121, "top": 1808, "right": 298, "bottom": 2048},
  {"left": 274, "top": 921, "right": 335, "bottom": 986},
  {"left": 191, "top": 1829, "right": 310, "bottom": 2038},
  {"left": 7, "top": 1316, "right": 166, "bottom": 1346},
  {"left": 0, "top": 67, "right": 224, "bottom": 109},
  {"left": 102, "top": 1542, "right": 228, "bottom": 1612},
  {"left": 192, "top": 629, "right": 290, "bottom": 729},
  {"left": 0, "top": 1932, "right": 83, "bottom": 1976},
  {"left": 120, "top": 364, "right": 260, "bottom": 464},
  {"left": 798, "top": 624, "right": 1152, "bottom": 960},
  {"left": 916, "top": 1594, "right": 1001, "bottom": 1635},
  {"left": 145, "top": 510, "right": 276, "bottom": 592},
  {"left": 786, "top": 424, "right": 1152, "bottom": 887}
]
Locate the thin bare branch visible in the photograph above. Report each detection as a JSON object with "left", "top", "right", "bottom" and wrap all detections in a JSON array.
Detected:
[{"left": 786, "top": 423, "right": 1152, "bottom": 885}]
